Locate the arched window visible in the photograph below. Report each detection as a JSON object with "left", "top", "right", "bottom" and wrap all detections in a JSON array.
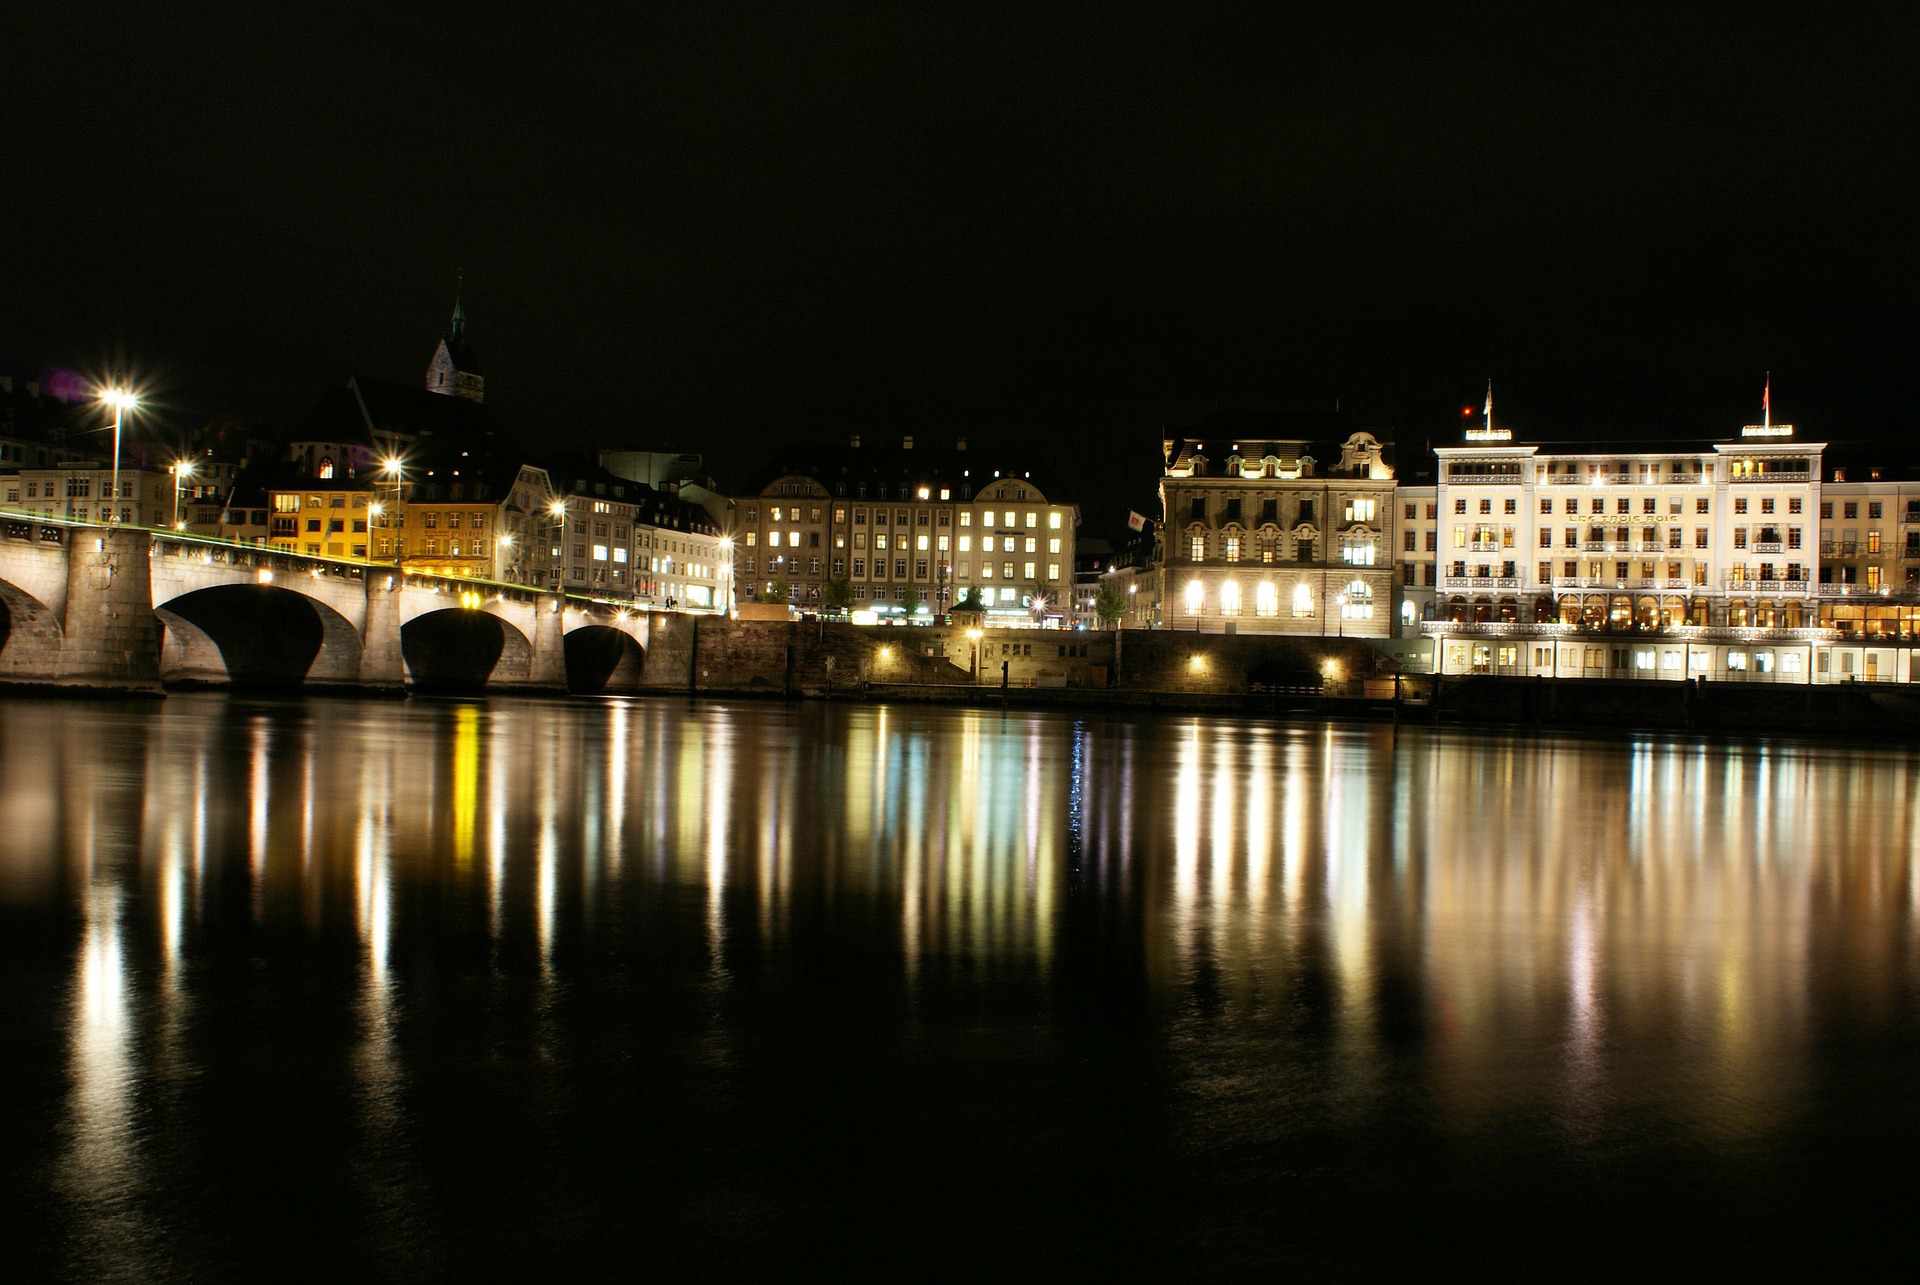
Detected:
[
  {"left": 318, "top": 457, "right": 335, "bottom": 480},
  {"left": 1220, "top": 580, "right": 1242, "bottom": 615},
  {"left": 1183, "top": 579, "right": 1205, "bottom": 614},
  {"left": 1291, "top": 582, "right": 1314, "bottom": 618},
  {"left": 1255, "top": 580, "right": 1278, "bottom": 617}
]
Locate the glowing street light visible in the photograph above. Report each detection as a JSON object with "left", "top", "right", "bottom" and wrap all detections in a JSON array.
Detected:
[
  {"left": 171, "top": 458, "right": 196, "bottom": 530},
  {"left": 97, "top": 387, "right": 140, "bottom": 524}
]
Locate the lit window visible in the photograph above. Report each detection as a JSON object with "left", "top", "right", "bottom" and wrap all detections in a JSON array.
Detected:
[
  {"left": 1291, "top": 583, "right": 1313, "bottom": 617},
  {"left": 1048, "top": 512, "right": 1061, "bottom": 529},
  {"left": 593, "top": 544, "right": 608, "bottom": 561},
  {"left": 1184, "top": 579, "right": 1204, "bottom": 613},
  {"left": 1255, "top": 581, "right": 1278, "bottom": 617},
  {"left": 1220, "top": 580, "right": 1242, "bottom": 615}
]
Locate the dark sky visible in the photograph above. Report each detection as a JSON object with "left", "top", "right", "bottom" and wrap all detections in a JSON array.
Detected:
[{"left": 6, "top": 5, "right": 1915, "bottom": 529}]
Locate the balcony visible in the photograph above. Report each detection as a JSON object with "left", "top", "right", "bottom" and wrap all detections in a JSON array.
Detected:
[
  {"left": 1423, "top": 620, "right": 1843, "bottom": 644},
  {"left": 1445, "top": 472, "right": 1521, "bottom": 485},
  {"left": 1752, "top": 541, "right": 1783, "bottom": 553},
  {"left": 1726, "top": 577, "right": 1810, "bottom": 594},
  {"left": 1440, "top": 574, "right": 1522, "bottom": 591}
]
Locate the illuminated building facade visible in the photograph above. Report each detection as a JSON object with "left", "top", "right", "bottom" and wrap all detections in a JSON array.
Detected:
[
  {"left": 730, "top": 438, "right": 1077, "bottom": 624},
  {"left": 1414, "top": 415, "right": 1920, "bottom": 682},
  {"left": 1158, "top": 430, "right": 1399, "bottom": 638}
]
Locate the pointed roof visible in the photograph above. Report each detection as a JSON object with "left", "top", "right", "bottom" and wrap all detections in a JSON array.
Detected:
[{"left": 440, "top": 274, "right": 481, "bottom": 375}]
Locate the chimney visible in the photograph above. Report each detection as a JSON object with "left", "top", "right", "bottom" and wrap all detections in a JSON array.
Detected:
[{"left": 902, "top": 435, "right": 914, "bottom": 451}]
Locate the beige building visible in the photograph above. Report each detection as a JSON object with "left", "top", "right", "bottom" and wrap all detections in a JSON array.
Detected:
[
  {"left": 1158, "top": 431, "right": 1400, "bottom": 637},
  {"left": 731, "top": 440, "right": 1077, "bottom": 624},
  {"left": 6, "top": 462, "right": 173, "bottom": 526}
]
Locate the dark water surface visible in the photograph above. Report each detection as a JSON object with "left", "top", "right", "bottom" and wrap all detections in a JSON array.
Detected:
[{"left": 5, "top": 694, "right": 1920, "bottom": 1280}]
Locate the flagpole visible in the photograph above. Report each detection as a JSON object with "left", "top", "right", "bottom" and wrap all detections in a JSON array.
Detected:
[{"left": 1763, "top": 371, "right": 1770, "bottom": 429}]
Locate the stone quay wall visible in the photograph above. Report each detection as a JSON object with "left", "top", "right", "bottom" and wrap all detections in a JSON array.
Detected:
[{"left": 636, "top": 619, "right": 1389, "bottom": 698}]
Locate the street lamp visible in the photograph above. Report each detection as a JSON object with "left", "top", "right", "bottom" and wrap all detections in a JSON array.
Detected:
[
  {"left": 546, "top": 499, "right": 568, "bottom": 591},
  {"left": 368, "top": 501, "right": 385, "bottom": 565},
  {"left": 1336, "top": 590, "right": 1348, "bottom": 640},
  {"left": 497, "top": 532, "right": 515, "bottom": 582},
  {"left": 98, "top": 388, "right": 139, "bottom": 524},
  {"left": 718, "top": 536, "right": 734, "bottom": 616},
  {"left": 171, "top": 458, "right": 196, "bottom": 530},
  {"left": 966, "top": 625, "right": 983, "bottom": 682}
]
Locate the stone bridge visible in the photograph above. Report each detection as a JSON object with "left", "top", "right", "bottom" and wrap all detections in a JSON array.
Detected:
[{"left": 0, "top": 518, "right": 655, "bottom": 694}]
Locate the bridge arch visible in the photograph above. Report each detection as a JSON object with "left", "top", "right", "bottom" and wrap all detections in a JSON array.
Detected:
[
  {"left": 401, "top": 607, "right": 534, "bottom": 691},
  {"left": 563, "top": 624, "right": 647, "bottom": 693},
  {"left": 0, "top": 576, "right": 65, "bottom": 682},
  {"left": 153, "top": 583, "right": 366, "bottom": 687}
]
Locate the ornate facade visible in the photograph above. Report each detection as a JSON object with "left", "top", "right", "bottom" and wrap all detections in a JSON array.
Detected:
[{"left": 1158, "top": 431, "right": 1399, "bottom": 637}]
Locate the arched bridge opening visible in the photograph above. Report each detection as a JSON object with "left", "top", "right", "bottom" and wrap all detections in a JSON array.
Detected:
[
  {"left": 155, "top": 584, "right": 364, "bottom": 688},
  {"left": 0, "top": 576, "right": 65, "bottom": 681},
  {"left": 402, "top": 608, "right": 533, "bottom": 691},
  {"left": 564, "top": 625, "right": 646, "bottom": 694}
]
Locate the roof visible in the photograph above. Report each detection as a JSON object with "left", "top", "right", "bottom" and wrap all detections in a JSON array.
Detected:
[
  {"left": 293, "top": 376, "right": 504, "bottom": 449},
  {"left": 734, "top": 439, "right": 1076, "bottom": 506}
]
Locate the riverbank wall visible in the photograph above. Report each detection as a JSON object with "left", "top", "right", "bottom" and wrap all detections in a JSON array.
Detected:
[{"left": 637, "top": 618, "right": 1389, "bottom": 697}]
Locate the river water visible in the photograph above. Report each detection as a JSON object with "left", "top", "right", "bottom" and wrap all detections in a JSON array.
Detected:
[{"left": 4, "top": 694, "right": 1919, "bottom": 1279}]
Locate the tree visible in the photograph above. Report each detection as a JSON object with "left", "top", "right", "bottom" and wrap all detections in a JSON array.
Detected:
[
  {"left": 768, "top": 575, "right": 791, "bottom": 604},
  {"left": 1093, "top": 581, "right": 1127, "bottom": 628},
  {"left": 823, "top": 577, "right": 854, "bottom": 613},
  {"left": 954, "top": 587, "right": 985, "bottom": 612}
]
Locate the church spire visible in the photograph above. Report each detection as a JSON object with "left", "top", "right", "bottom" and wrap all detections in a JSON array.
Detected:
[{"left": 427, "top": 270, "right": 485, "bottom": 403}]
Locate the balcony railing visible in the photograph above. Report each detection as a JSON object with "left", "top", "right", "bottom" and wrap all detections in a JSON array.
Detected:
[
  {"left": 1542, "top": 473, "right": 1711, "bottom": 486},
  {"left": 1423, "top": 620, "right": 1844, "bottom": 644},
  {"left": 1725, "top": 577, "right": 1810, "bottom": 593},
  {"left": 1445, "top": 472, "right": 1522, "bottom": 485},
  {"left": 1752, "top": 541, "right": 1783, "bottom": 553}
]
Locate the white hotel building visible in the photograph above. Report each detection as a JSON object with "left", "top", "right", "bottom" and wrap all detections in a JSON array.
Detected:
[{"left": 1415, "top": 418, "right": 1920, "bottom": 684}]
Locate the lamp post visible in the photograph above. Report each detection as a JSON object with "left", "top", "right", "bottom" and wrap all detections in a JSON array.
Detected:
[
  {"left": 1337, "top": 590, "right": 1348, "bottom": 640},
  {"left": 379, "top": 456, "right": 406, "bottom": 565},
  {"left": 966, "top": 626, "right": 982, "bottom": 683},
  {"left": 171, "top": 458, "right": 196, "bottom": 530},
  {"left": 547, "top": 498, "right": 568, "bottom": 591},
  {"left": 719, "top": 536, "right": 734, "bottom": 617},
  {"left": 497, "top": 533, "right": 516, "bottom": 582},
  {"left": 98, "top": 388, "right": 139, "bottom": 524},
  {"left": 368, "top": 501, "right": 385, "bottom": 565}
]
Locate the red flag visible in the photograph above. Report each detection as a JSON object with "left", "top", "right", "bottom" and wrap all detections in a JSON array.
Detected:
[
  {"left": 1762, "top": 372, "right": 1771, "bottom": 426},
  {"left": 1127, "top": 510, "right": 1147, "bottom": 532}
]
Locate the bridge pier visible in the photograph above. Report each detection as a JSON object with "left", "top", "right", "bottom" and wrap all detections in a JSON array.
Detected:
[
  {"left": 529, "top": 595, "right": 567, "bottom": 690},
  {"left": 359, "top": 573, "right": 408, "bottom": 690},
  {"left": 57, "top": 528, "right": 162, "bottom": 692}
]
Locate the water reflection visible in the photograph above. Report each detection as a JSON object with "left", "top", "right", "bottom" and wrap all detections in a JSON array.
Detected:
[{"left": 5, "top": 695, "right": 1920, "bottom": 1272}]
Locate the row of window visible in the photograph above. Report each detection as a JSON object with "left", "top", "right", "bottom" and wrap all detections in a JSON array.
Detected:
[
  {"left": 1179, "top": 578, "right": 1375, "bottom": 618},
  {"left": 1188, "top": 534, "right": 1377, "bottom": 565},
  {"left": 751, "top": 505, "right": 1066, "bottom": 531}
]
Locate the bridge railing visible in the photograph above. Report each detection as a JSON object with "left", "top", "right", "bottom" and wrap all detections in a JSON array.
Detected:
[{"left": 0, "top": 508, "right": 680, "bottom": 621}]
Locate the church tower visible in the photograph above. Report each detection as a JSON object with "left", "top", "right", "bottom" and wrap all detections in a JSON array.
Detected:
[{"left": 426, "top": 276, "right": 485, "bottom": 403}]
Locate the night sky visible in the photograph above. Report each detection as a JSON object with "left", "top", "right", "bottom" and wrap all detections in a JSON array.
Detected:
[{"left": 6, "top": 6, "right": 1914, "bottom": 530}]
